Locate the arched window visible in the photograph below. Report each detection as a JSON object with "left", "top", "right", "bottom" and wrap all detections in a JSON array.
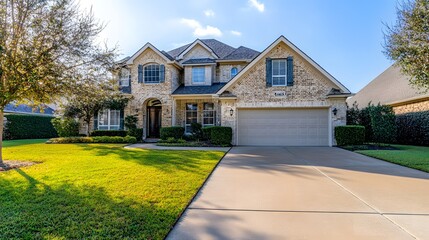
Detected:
[
  {"left": 144, "top": 64, "right": 160, "bottom": 83},
  {"left": 231, "top": 67, "right": 238, "bottom": 78}
]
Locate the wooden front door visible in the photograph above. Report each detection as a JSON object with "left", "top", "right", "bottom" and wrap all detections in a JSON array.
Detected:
[{"left": 147, "top": 106, "right": 162, "bottom": 138}]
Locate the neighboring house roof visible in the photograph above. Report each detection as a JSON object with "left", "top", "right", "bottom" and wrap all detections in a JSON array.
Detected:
[
  {"left": 172, "top": 83, "right": 227, "bottom": 95},
  {"left": 4, "top": 104, "right": 55, "bottom": 116},
  {"left": 217, "top": 35, "right": 351, "bottom": 95},
  {"left": 222, "top": 46, "right": 260, "bottom": 61},
  {"left": 347, "top": 65, "right": 429, "bottom": 107},
  {"left": 182, "top": 58, "right": 216, "bottom": 65}
]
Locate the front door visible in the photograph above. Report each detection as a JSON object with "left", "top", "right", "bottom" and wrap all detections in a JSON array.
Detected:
[{"left": 147, "top": 106, "right": 162, "bottom": 138}]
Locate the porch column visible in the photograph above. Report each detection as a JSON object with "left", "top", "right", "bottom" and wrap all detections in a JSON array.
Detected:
[{"left": 172, "top": 98, "right": 176, "bottom": 126}]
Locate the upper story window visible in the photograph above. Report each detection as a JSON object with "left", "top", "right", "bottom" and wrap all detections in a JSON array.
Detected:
[
  {"left": 120, "top": 68, "right": 130, "bottom": 87},
  {"left": 272, "top": 59, "right": 287, "bottom": 86},
  {"left": 231, "top": 67, "right": 238, "bottom": 78},
  {"left": 192, "top": 67, "right": 205, "bottom": 84},
  {"left": 144, "top": 64, "right": 160, "bottom": 83}
]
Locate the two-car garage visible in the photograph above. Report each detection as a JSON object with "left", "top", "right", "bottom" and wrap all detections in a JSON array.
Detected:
[{"left": 237, "top": 108, "right": 331, "bottom": 146}]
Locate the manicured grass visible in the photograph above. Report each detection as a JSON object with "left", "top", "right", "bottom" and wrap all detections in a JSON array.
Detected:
[
  {"left": 0, "top": 139, "right": 224, "bottom": 239},
  {"left": 356, "top": 144, "right": 429, "bottom": 173}
]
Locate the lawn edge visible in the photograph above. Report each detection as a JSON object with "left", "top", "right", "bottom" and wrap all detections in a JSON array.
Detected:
[
  {"left": 338, "top": 147, "right": 429, "bottom": 174},
  {"left": 163, "top": 147, "right": 232, "bottom": 239}
]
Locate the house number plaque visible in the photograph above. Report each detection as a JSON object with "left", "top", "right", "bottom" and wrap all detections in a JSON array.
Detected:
[{"left": 274, "top": 91, "right": 286, "bottom": 97}]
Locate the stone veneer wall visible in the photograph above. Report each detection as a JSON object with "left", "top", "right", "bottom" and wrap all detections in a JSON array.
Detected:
[
  {"left": 221, "top": 41, "right": 347, "bottom": 145},
  {"left": 124, "top": 48, "right": 181, "bottom": 138},
  {"left": 215, "top": 63, "right": 247, "bottom": 83},
  {"left": 392, "top": 100, "right": 429, "bottom": 114}
]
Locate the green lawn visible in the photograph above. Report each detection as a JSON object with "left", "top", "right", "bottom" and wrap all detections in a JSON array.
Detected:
[
  {"left": 356, "top": 145, "right": 429, "bottom": 172},
  {"left": 0, "top": 139, "right": 224, "bottom": 239}
]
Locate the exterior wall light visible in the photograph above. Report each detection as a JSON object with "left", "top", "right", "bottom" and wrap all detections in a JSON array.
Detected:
[
  {"left": 230, "top": 109, "right": 234, "bottom": 116},
  {"left": 332, "top": 108, "right": 338, "bottom": 116}
]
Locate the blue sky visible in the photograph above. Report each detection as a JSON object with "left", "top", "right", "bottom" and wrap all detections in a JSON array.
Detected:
[{"left": 79, "top": 0, "right": 398, "bottom": 93}]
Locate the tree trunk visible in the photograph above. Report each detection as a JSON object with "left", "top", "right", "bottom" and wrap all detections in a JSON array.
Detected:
[
  {"left": 86, "top": 119, "right": 91, "bottom": 136},
  {"left": 0, "top": 110, "right": 5, "bottom": 167}
]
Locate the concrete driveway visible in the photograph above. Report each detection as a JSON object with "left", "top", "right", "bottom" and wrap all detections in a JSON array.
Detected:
[{"left": 167, "top": 147, "right": 429, "bottom": 240}]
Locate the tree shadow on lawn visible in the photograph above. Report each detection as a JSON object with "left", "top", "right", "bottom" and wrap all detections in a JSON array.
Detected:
[
  {"left": 75, "top": 144, "right": 224, "bottom": 173},
  {"left": 0, "top": 169, "right": 177, "bottom": 239}
]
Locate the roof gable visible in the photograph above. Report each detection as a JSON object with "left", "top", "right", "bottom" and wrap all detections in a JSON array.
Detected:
[
  {"left": 217, "top": 36, "right": 351, "bottom": 94},
  {"left": 176, "top": 40, "right": 219, "bottom": 60},
  {"left": 126, "top": 43, "right": 172, "bottom": 65}
]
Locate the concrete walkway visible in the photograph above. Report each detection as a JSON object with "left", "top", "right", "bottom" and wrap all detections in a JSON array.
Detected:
[
  {"left": 167, "top": 146, "right": 429, "bottom": 240},
  {"left": 126, "top": 143, "right": 230, "bottom": 152}
]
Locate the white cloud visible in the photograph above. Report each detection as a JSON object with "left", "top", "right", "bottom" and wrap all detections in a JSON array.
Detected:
[
  {"left": 180, "top": 18, "right": 222, "bottom": 37},
  {"left": 204, "top": 9, "right": 215, "bottom": 17},
  {"left": 248, "top": 0, "right": 265, "bottom": 12},
  {"left": 230, "top": 30, "right": 242, "bottom": 36}
]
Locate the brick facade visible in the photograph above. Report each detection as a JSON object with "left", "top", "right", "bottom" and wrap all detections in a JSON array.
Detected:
[{"left": 392, "top": 100, "right": 429, "bottom": 114}]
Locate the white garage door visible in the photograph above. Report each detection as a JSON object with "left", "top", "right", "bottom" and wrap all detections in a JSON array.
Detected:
[{"left": 237, "top": 108, "right": 330, "bottom": 146}]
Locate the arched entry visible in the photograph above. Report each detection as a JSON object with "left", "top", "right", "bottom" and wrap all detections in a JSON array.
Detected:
[{"left": 146, "top": 99, "right": 162, "bottom": 138}]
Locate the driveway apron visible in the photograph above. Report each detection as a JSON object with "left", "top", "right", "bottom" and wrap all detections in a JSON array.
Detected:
[{"left": 167, "top": 147, "right": 429, "bottom": 240}]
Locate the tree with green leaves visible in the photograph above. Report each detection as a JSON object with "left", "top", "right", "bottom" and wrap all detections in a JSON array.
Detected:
[
  {"left": 384, "top": 0, "right": 429, "bottom": 91},
  {"left": 0, "top": 0, "right": 117, "bottom": 166}
]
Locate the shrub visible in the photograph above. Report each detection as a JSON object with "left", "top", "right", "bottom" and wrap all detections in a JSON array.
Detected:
[
  {"left": 202, "top": 126, "right": 214, "bottom": 140},
  {"left": 47, "top": 136, "right": 137, "bottom": 144},
  {"left": 335, "top": 125, "right": 365, "bottom": 146},
  {"left": 128, "top": 128, "right": 143, "bottom": 141},
  {"left": 210, "top": 126, "right": 232, "bottom": 146},
  {"left": 191, "top": 122, "right": 203, "bottom": 140},
  {"left": 90, "top": 130, "right": 127, "bottom": 137},
  {"left": 160, "top": 127, "right": 184, "bottom": 140},
  {"left": 51, "top": 118, "right": 80, "bottom": 137},
  {"left": 368, "top": 105, "right": 396, "bottom": 144},
  {"left": 396, "top": 111, "right": 429, "bottom": 146},
  {"left": 4, "top": 114, "right": 57, "bottom": 139},
  {"left": 346, "top": 103, "right": 373, "bottom": 142},
  {"left": 124, "top": 115, "right": 138, "bottom": 129},
  {"left": 158, "top": 137, "right": 186, "bottom": 144}
]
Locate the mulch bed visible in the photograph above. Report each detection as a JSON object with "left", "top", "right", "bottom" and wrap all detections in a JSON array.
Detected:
[{"left": 0, "top": 161, "right": 37, "bottom": 171}]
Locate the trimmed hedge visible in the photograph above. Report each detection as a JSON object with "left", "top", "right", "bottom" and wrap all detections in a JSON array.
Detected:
[
  {"left": 160, "top": 127, "right": 184, "bottom": 140},
  {"left": 51, "top": 118, "right": 80, "bottom": 137},
  {"left": 396, "top": 111, "right": 429, "bottom": 146},
  {"left": 4, "top": 114, "right": 57, "bottom": 140},
  {"left": 335, "top": 125, "right": 365, "bottom": 146},
  {"left": 47, "top": 136, "right": 137, "bottom": 144},
  {"left": 127, "top": 128, "right": 143, "bottom": 141},
  {"left": 210, "top": 126, "right": 232, "bottom": 146},
  {"left": 90, "top": 130, "right": 127, "bottom": 137},
  {"left": 202, "top": 126, "right": 215, "bottom": 141}
]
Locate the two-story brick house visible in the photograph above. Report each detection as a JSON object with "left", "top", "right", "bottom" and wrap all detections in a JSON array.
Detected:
[{"left": 95, "top": 36, "right": 351, "bottom": 146}]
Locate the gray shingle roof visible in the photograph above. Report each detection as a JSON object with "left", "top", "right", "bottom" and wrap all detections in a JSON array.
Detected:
[
  {"left": 5, "top": 104, "right": 55, "bottom": 115},
  {"left": 347, "top": 64, "right": 429, "bottom": 107},
  {"left": 167, "top": 39, "right": 259, "bottom": 61},
  {"left": 172, "top": 83, "right": 227, "bottom": 95},
  {"left": 182, "top": 58, "right": 216, "bottom": 65},
  {"left": 223, "top": 46, "right": 260, "bottom": 60}
]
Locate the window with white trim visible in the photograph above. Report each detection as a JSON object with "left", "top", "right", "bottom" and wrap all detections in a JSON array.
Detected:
[
  {"left": 192, "top": 67, "right": 205, "bottom": 84},
  {"left": 120, "top": 68, "right": 130, "bottom": 87},
  {"left": 272, "top": 59, "right": 287, "bottom": 86},
  {"left": 98, "top": 109, "right": 120, "bottom": 130},
  {"left": 144, "top": 64, "right": 160, "bottom": 83},
  {"left": 185, "top": 103, "right": 198, "bottom": 133},
  {"left": 230, "top": 67, "right": 238, "bottom": 78},
  {"left": 203, "top": 103, "right": 215, "bottom": 126}
]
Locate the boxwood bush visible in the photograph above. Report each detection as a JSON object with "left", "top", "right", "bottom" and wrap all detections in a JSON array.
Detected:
[
  {"left": 335, "top": 125, "right": 365, "bottom": 146},
  {"left": 90, "top": 130, "right": 127, "bottom": 137},
  {"left": 160, "top": 127, "right": 184, "bottom": 140},
  {"left": 202, "top": 126, "right": 215, "bottom": 141},
  {"left": 396, "top": 111, "right": 429, "bottom": 146},
  {"left": 210, "top": 126, "right": 232, "bottom": 146},
  {"left": 47, "top": 136, "right": 137, "bottom": 144},
  {"left": 4, "top": 114, "right": 57, "bottom": 139},
  {"left": 127, "top": 128, "right": 143, "bottom": 141}
]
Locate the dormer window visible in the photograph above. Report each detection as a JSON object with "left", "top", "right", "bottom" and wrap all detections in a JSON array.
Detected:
[
  {"left": 144, "top": 64, "right": 161, "bottom": 83},
  {"left": 192, "top": 67, "right": 205, "bottom": 84},
  {"left": 231, "top": 67, "right": 238, "bottom": 78}
]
